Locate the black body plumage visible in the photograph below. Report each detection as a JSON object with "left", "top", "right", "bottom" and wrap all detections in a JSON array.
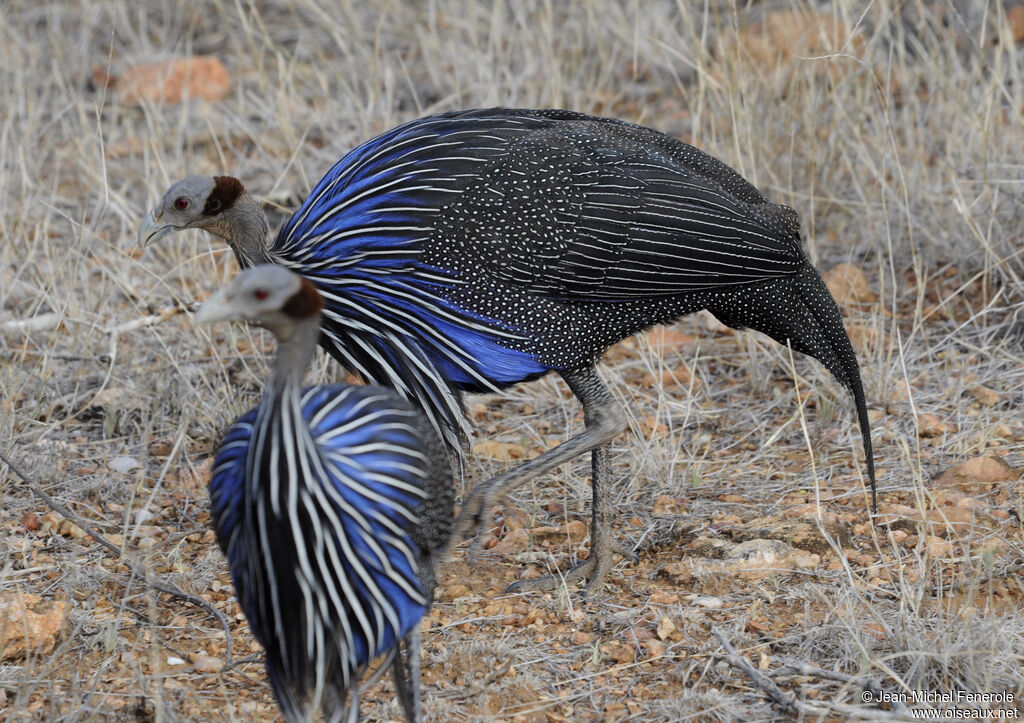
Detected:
[
  {"left": 279, "top": 108, "right": 873, "bottom": 498},
  {"left": 146, "top": 108, "right": 875, "bottom": 591}
]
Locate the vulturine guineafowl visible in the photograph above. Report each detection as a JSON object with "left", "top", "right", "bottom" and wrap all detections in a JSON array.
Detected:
[
  {"left": 195, "top": 265, "right": 452, "bottom": 722},
  {"left": 142, "top": 107, "right": 875, "bottom": 592}
]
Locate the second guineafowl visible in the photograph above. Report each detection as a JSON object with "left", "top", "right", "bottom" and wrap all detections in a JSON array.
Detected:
[
  {"left": 143, "top": 108, "right": 875, "bottom": 592},
  {"left": 196, "top": 264, "right": 452, "bottom": 722}
]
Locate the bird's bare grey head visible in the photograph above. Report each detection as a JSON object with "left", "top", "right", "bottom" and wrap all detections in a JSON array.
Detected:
[
  {"left": 195, "top": 264, "right": 322, "bottom": 337},
  {"left": 139, "top": 175, "right": 270, "bottom": 265}
]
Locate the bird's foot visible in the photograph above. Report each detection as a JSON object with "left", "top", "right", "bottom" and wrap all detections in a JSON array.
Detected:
[
  {"left": 504, "top": 539, "right": 633, "bottom": 595},
  {"left": 451, "top": 478, "right": 508, "bottom": 562},
  {"left": 506, "top": 556, "right": 603, "bottom": 595},
  {"left": 613, "top": 539, "right": 640, "bottom": 565}
]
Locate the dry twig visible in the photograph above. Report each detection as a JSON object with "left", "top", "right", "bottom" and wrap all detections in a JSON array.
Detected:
[
  {"left": 711, "top": 626, "right": 912, "bottom": 721},
  {"left": 0, "top": 448, "right": 233, "bottom": 663}
]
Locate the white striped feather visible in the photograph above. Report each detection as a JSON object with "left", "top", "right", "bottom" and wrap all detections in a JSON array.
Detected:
[{"left": 237, "top": 379, "right": 428, "bottom": 715}]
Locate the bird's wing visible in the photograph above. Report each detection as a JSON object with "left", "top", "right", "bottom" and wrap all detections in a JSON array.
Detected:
[
  {"left": 209, "top": 409, "right": 259, "bottom": 566},
  {"left": 441, "top": 120, "right": 806, "bottom": 300},
  {"left": 301, "top": 385, "right": 431, "bottom": 656},
  {"left": 273, "top": 108, "right": 802, "bottom": 301}
]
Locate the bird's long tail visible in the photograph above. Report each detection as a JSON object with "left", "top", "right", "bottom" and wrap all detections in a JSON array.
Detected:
[{"left": 708, "top": 262, "right": 877, "bottom": 510}]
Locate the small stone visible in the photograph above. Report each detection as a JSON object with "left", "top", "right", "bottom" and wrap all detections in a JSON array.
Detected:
[
  {"left": 502, "top": 506, "right": 531, "bottom": 531},
  {"left": 644, "top": 639, "right": 666, "bottom": 659},
  {"left": 519, "top": 565, "right": 542, "bottom": 581},
  {"left": 109, "top": 456, "right": 139, "bottom": 474},
  {"left": 118, "top": 56, "right": 231, "bottom": 104},
  {"left": 649, "top": 590, "right": 679, "bottom": 605},
  {"left": 794, "top": 553, "right": 820, "bottom": 569},
  {"left": 1, "top": 595, "right": 69, "bottom": 661},
  {"left": 564, "top": 520, "right": 588, "bottom": 544},
  {"left": 924, "top": 536, "right": 953, "bottom": 558},
  {"left": 21, "top": 512, "right": 39, "bottom": 532},
  {"left": 631, "top": 625, "right": 657, "bottom": 642},
  {"left": 440, "top": 584, "right": 470, "bottom": 602},
  {"left": 601, "top": 642, "right": 634, "bottom": 665},
  {"left": 166, "top": 655, "right": 187, "bottom": 666},
  {"left": 41, "top": 511, "right": 62, "bottom": 534},
  {"left": 731, "top": 10, "right": 863, "bottom": 70},
  {"left": 473, "top": 440, "right": 525, "bottom": 461},
  {"left": 490, "top": 528, "right": 529, "bottom": 557},
  {"left": 953, "top": 494, "right": 983, "bottom": 509},
  {"left": 936, "top": 456, "right": 1018, "bottom": 487},
  {"left": 960, "top": 456, "right": 1016, "bottom": 482},
  {"left": 918, "top": 413, "right": 952, "bottom": 438},
  {"left": 571, "top": 631, "right": 593, "bottom": 645},
  {"left": 89, "top": 64, "right": 116, "bottom": 90},
  {"left": 90, "top": 388, "right": 144, "bottom": 413},
  {"left": 969, "top": 385, "right": 1000, "bottom": 406},
  {"left": 656, "top": 616, "right": 676, "bottom": 640},
  {"left": 823, "top": 263, "right": 877, "bottom": 305},
  {"left": 652, "top": 495, "right": 686, "bottom": 515},
  {"left": 925, "top": 506, "right": 974, "bottom": 536},
  {"left": 190, "top": 654, "right": 224, "bottom": 673},
  {"left": 691, "top": 595, "right": 724, "bottom": 609},
  {"left": 1008, "top": 5, "right": 1024, "bottom": 44}
]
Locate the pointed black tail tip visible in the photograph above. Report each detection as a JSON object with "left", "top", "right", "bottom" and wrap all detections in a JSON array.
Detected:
[
  {"left": 853, "top": 391, "right": 878, "bottom": 519},
  {"left": 842, "top": 364, "right": 877, "bottom": 519},
  {"left": 868, "top": 465, "right": 878, "bottom": 518}
]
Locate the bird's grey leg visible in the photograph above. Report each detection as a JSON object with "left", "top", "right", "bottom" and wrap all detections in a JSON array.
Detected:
[
  {"left": 328, "top": 687, "right": 358, "bottom": 723},
  {"left": 510, "top": 440, "right": 621, "bottom": 593},
  {"left": 391, "top": 627, "right": 423, "bottom": 722},
  {"left": 391, "top": 553, "right": 436, "bottom": 721},
  {"left": 345, "top": 692, "right": 359, "bottom": 723},
  {"left": 453, "top": 365, "right": 626, "bottom": 591}
]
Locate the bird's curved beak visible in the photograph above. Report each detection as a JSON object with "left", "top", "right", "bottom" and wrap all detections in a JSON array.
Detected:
[
  {"left": 137, "top": 209, "right": 179, "bottom": 247},
  {"left": 194, "top": 287, "right": 237, "bottom": 325}
]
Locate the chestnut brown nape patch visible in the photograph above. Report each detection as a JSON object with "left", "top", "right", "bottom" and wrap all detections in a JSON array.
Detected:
[
  {"left": 202, "top": 176, "right": 245, "bottom": 216},
  {"left": 282, "top": 277, "right": 324, "bottom": 319}
]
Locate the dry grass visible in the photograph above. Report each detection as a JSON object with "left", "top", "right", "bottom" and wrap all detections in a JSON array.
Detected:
[{"left": 2, "top": 0, "right": 1023, "bottom": 720}]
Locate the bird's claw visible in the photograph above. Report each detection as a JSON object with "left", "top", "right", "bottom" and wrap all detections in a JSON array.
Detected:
[
  {"left": 617, "top": 540, "right": 640, "bottom": 565},
  {"left": 506, "top": 556, "right": 601, "bottom": 595},
  {"left": 452, "top": 481, "right": 504, "bottom": 564},
  {"left": 452, "top": 486, "right": 488, "bottom": 540},
  {"left": 504, "top": 536, "right": 634, "bottom": 596},
  {"left": 466, "top": 530, "right": 487, "bottom": 566}
]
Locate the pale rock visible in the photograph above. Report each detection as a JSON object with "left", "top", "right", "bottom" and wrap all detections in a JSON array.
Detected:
[
  {"left": 490, "top": 528, "right": 530, "bottom": 557},
  {"left": 109, "top": 456, "right": 140, "bottom": 474},
  {"left": 1, "top": 594, "right": 69, "bottom": 661},
  {"left": 118, "top": 56, "right": 231, "bottom": 104}
]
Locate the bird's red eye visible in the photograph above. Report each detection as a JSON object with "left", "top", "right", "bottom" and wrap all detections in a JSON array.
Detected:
[
  {"left": 253, "top": 289, "right": 269, "bottom": 301},
  {"left": 174, "top": 197, "right": 189, "bottom": 211}
]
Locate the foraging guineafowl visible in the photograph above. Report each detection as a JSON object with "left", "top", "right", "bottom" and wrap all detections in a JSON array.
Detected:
[
  {"left": 143, "top": 108, "right": 875, "bottom": 592},
  {"left": 196, "top": 264, "right": 452, "bottom": 721}
]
